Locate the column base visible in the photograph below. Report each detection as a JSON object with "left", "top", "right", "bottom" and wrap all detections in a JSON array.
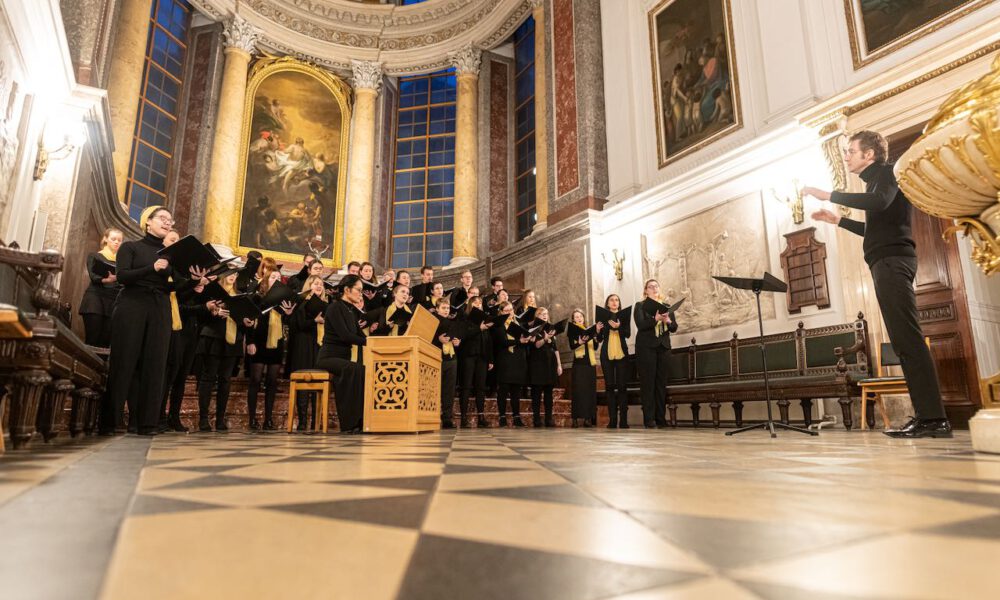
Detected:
[
  {"left": 530, "top": 220, "right": 548, "bottom": 235},
  {"left": 448, "top": 256, "right": 477, "bottom": 268}
]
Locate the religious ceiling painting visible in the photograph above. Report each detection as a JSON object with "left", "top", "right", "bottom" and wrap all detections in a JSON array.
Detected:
[
  {"left": 845, "top": 0, "right": 993, "bottom": 69},
  {"left": 648, "top": 0, "right": 742, "bottom": 169},
  {"left": 641, "top": 193, "right": 774, "bottom": 334},
  {"left": 234, "top": 57, "right": 351, "bottom": 265}
]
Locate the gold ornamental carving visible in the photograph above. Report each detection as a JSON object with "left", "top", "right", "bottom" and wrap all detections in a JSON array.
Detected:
[
  {"left": 373, "top": 361, "right": 408, "bottom": 410},
  {"left": 895, "top": 52, "right": 1000, "bottom": 276}
]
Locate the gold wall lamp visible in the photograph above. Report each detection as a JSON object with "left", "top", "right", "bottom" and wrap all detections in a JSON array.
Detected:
[
  {"left": 602, "top": 248, "right": 625, "bottom": 281},
  {"left": 770, "top": 179, "right": 805, "bottom": 225}
]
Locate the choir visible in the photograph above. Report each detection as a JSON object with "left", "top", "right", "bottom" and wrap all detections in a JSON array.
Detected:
[{"left": 85, "top": 226, "right": 683, "bottom": 435}]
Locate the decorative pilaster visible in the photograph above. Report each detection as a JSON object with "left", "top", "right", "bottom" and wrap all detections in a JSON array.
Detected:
[
  {"left": 450, "top": 44, "right": 482, "bottom": 266},
  {"left": 343, "top": 60, "right": 383, "bottom": 263},
  {"left": 107, "top": 0, "right": 155, "bottom": 202},
  {"left": 531, "top": 0, "right": 550, "bottom": 233},
  {"left": 202, "top": 16, "right": 258, "bottom": 247}
]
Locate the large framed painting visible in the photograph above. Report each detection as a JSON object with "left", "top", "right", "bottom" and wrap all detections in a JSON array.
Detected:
[
  {"left": 648, "top": 0, "right": 742, "bottom": 169},
  {"left": 234, "top": 57, "right": 351, "bottom": 265},
  {"left": 845, "top": 0, "right": 994, "bottom": 69}
]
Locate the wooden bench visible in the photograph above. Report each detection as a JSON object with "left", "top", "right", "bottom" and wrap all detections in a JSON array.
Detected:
[
  {"left": 598, "top": 313, "right": 872, "bottom": 430},
  {"left": 0, "top": 242, "right": 107, "bottom": 450}
]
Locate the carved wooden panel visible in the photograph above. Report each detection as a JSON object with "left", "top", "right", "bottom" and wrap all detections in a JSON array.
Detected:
[
  {"left": 372, "top": 361, "right": 408, "bottom": 410},
  {"left": 780, "top": 227, "right": 830, "bottom": 313}
]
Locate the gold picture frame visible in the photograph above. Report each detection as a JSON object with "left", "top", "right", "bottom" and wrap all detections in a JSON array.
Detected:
[
  {"left": 232, "top": 56, "right": 352, "bottom": 267},
  {"left": 648, "top": 0, "right": 742, "bottom": 169},
  {"left": 844, "top": 0, "right": 994, "bottom": 70}
]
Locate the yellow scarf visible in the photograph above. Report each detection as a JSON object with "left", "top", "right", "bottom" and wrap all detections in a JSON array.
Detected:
[
  {"left": 166, "top": 277, "right": 182, "bottom": 331},
  {"left": 431, "top": 297, "right": 439, "bottom": 307},
  {"left": 572, "top": 323, "right": 597, "bottom": 366},
  {"left": 266, "top": 310, "right": 282, "bottom": 349},
  {"left": 98, "top": 247, "right": 117, "bottom": 262},
  {"left": 222, "top": 281, "right": 237, "bottom": 345},
  {"left": 505, "top": 316, "right": 515, "bottom": 353},
  {"left": 607, "top": 331, "right": 624, "bottom": 360},
  {"left": 385, "top": 303, "right": 411, "bottom": 336}
]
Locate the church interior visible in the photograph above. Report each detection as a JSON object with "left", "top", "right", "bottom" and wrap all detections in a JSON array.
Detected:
[{"left": 2, "top": 0, "right": 1000, "bottom": 598}]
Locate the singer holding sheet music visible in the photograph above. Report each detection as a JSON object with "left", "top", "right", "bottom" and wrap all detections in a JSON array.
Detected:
[
  {"left": 598, "top": 294, "right": 631, "bottom": 429},
  {"left": 568, "top": 309, "right": 603, "bottom": 427},
  {"left": 196, "top": 271, "right": 252, "bottom": 432},
  {"left": 491, "top": 301, "right": 529, "bottom": 427},
  {"left": 634, "top": 279, "right": 678, "bottom": 428},
  {"left": 457, "top": 296, "right": 493, "bottom": 428},
  {"left": 316, "top": 274, "right": 368, "bottom": 433},
  {"left": 100, "top": 206, "right": 175, "bottom": 436},
  {"left": 247, "top": 258, "right": 294, "bottom": 431},
  {"left": 80, "top": 227, "right": 124, "bottom": 347},
  {"left": 528, "top": 307, "right": 561, "bottom": 427}
]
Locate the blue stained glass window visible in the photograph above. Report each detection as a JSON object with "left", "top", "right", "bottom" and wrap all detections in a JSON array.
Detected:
[
  {"left": 513, "top": 16, "right": 537, "bottom": 241},
  {"left": 390, "top": 69, "right": 456, "bottom": 268},
  {"left": 125, "top": 0, "right": 191, "bottom": 222}
]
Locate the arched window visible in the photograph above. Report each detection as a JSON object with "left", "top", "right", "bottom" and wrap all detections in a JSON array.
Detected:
[
  {"left": 514, "top": 16, "right": 537, "bottom": 241},
  {"left": 389, "top": 70, "right": 457, "bottom": 268},
  {"left": 124, "top": 0, "right": 192, "bottom": 221}
]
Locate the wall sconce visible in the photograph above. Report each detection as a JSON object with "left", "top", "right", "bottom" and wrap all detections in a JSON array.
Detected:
[
  {"left": 33, "top": 121, "right": 87, "bottom": 181},
  {"left": 770, "top": 178, "right": 804, "bottom": 225},
  {"left": 602, "top": 248, "right": 625, "bottom": 281}
]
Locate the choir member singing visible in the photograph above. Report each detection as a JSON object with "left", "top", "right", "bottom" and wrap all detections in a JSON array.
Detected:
[
  {"left": 633, "top": 279, "right": 677, "bottom": 428},
  {"left": 433, "top": 297, "right": 460, "bottom": 429},
  {"left": 247, "top": 258, "right": 294, "bottom": 431},
  {"left": 79, "top": 227, "right": 123, "bottom": 347},
  {"left": 568, "top": 309, "right": 603, "bottom": 428},
  {"left": 528, "top": 307, "right": 561, "bottom": 427},
  {"left": 457, "top": 296, "right": 494, "bottom": 428},
  {"left": 196, "top": 271, "right": 253, "bottom": 432},
  {"left": 286, "top": 275, "right": 329, "bottom": 431},
  {"left": 491, "top": 301, "right": 529, "bottom": 427},
  {"left": 599, "top": 294, "right": 631, "bottom": 429}
]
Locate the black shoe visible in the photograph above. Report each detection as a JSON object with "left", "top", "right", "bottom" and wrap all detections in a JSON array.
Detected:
[
  {"left": 157, "top": 420, "right": 170, "bottom": 434},
  {"left": 460, "top": 416, "right": 469, "bottom": 428},
  {"left": 248, "top": 418, "right": 260, "bottom": 431},
  {"left": 533, "top": 418, "right": 543, "bottom": 428},
  {"left": 441, "top": 421, "right": 456, "bottom": 429},
  {"left": 644, "top": 421, "right": 656, "bottom": 429},
  {"left": 884, "top": 417, "right": 953, "bottom": 439},
  {"left": 168, "top": 418, "right": 188, "bottom": 433},
  {"left": 545, "top": 418, "right": 556, "bottom": 428},
  {"left": 137, "top": 426, "right": 159, "bottom": 436},
  {"left": 607, "top": 422, "right": 618, "bottom": 429},
  {"left": 499, "top": 416, "right": 507, "bottom": 428},
  {"left": 584, "top": 420, "right": 595, "bottom": 428},
  {"left": 571, "top": 419, "right": 579, "bottom": 429},
  {"left": 477, "top": 414, "right": 489, "bottom": 428},
  {"left": 199, "top": 417, "right": 212, "bottom": 432},
  {"left": 512, "top": 416, "right": 525, "bottom": 428},
  {"left": 263, "top": 419, "right": 276, "bottom": 431},
  {"left": 619, "top": 423, "right": 630, "bottom": 429},
  {"left": 215, "top": 419, "right": 229, "bottom": 433}
]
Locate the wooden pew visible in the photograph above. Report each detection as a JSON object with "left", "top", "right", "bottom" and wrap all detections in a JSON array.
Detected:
[
  {"left": 0, "top": 242, "right": 107, "bottom": 450},
  {"left": 597, "top": 313, "right": 872, "bottom": 429}
]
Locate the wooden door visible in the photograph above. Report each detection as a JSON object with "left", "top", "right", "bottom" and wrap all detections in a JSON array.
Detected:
[{"left": 891, "top": 128, "right": 982, "bottom": 426}]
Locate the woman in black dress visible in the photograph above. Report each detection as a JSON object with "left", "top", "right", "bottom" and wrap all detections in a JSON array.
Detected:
[
  {"left": 600, "top": 294, "right": 632, "bottom": 429},
  {"left": 316, "top": 274, "right": 368, "bottom": 433},
  {"left": 633, "top": 279, "right": 677, "bottom": 428},
  {"left": 373, "top": 285, "right": 411, "bottom": 336},
  {"left": 196, "top": 271, "right": 252, "bottom": 432},
  {"left": 286, "top": 275, "right": 328, "bottom": 430},
  {"left": 247, "top": 257, "right": 294, "bottom": 431},
  {"left": 528, "top": 307, "right": 561, "bottom": 427},
  {"left": 491, "top": 301, "right": 530, "bottom": 427},
  {"left": 457, "top": 296, "right": 494, "bottom": 428},
  {"left": 101, "top": 206, "right": 174, "bottom": 435},
  {"left": 568, "top": 309, "right": 603, "bottom": 428},
  {"left": 79, "top": 227, "right": 123, "bottom": 347}
]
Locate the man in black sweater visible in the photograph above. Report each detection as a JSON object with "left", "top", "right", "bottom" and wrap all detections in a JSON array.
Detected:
[{"left": 804, "top": 130, "right": 950, "bottom": 438}]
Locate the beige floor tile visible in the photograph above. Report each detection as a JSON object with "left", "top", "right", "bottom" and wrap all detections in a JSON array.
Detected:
[
  {"left": 100, "top": 508, "right": 418, "bottom": 600},
  {"left": 732, "top": 533, "right": 1000, "bottom": 599},
  {"left": 136, "top": 468, "right": 214, "bottom": 492},
  {"left": 224, "top": 458, "right": 444, "bottom": 482},
  {"left": 436, "top": 469, "right": 568, "bottom": 492},
  {"left": 143, "top": 481, "right": 423, "bottom": 508},
  {"left": 422, "top": 492, "right": 709, "bottom": 573},
  {"left": 153, "top": 455, "right": 285, "bottom": 469},
  {"left": 610, "top": 578, "right": 760, "bottom": 600}
]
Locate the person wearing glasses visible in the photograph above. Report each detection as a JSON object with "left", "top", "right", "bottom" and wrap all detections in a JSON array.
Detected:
[
  {"left": 316, "top": 274, "right": 368, "bottom": 433},
  {"left": 804, "top": 130, "right": 950, "bottom": 439},
  {"left": 100, "top": 206, "right": 176, "bottom": 436}
]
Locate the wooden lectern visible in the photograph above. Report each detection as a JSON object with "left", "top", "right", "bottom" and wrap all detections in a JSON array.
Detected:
[{"left": 362, "top": 305, "right": 442, "bottom": 433}]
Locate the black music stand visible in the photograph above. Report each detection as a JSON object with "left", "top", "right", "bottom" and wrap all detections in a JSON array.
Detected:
[{"left": 713, "top": 272, "right": 817, "bottom": 438}]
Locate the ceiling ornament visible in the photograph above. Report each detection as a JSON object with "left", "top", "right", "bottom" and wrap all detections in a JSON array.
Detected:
[{"left": 189, "top": 0, "right": 532, "bottom": 75}]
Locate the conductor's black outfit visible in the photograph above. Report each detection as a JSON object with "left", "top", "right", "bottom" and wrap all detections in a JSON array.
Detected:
[
  {"left": 316, "top": 300, "right": 367, "bottom": 432},
  {"left": 832, "top": 161, "right": 946, "bottom": 421},
  {"left": 101, "top": 233, "right": 173, "bottom": 435},
  {"left": 633, "top": 305, "right": 677, "bottom": 427}
]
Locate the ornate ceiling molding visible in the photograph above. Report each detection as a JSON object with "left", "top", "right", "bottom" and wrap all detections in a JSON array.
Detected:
[
  {"left": 223, "top": 15, "right": 260, "bottom": 54},
  {"left": 189, "top": 0, "right": 533, "bottom": 75}
]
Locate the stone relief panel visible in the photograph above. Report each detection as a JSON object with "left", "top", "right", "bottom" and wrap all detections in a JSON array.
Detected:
[{"left": 640, "top": 193, "right": 774, "bottom": 334}]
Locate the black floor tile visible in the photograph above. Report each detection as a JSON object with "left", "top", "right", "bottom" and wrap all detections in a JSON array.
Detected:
[
  {"left": 265, "top": 493, "right": 432, "bottom": 529},
  {"left": 129, "top": 494, "right": 226, "bottom": 516},
  {"left": 335, "top": 476, "right": 441, "bottom": 492},
  {"left": 456, "top": 484, "right": 606, "bottom": 508},
  {"left": 916, "top": 513, "right": 1000, "bottom": 540}
]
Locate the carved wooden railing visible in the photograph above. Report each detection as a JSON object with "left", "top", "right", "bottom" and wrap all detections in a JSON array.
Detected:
[{"left": 0, "top": 241, "right": 107, "bottom": 450}]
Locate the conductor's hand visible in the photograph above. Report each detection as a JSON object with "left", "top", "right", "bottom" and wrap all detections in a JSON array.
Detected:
[
  {"left": 811, "top": 208, "right": 841, "bottom": 225},
  {"left": 801, "top": 186, "right": 831, "bottom": 201},
  {"left": 153, "top": 258, "right": 170, "bottom": 272}
]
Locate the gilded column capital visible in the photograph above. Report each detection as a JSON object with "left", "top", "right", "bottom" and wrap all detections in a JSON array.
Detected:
[
  {"left": 351, "top": 60, "right": 383, "bottom": 92},
  {"left": 223, "top": 15, "right": 259, "bottom": 55},
  {"left": 449, "top": 44, "right": 482, "bottom": 77},
  {"left": 529, "top": 0, "right": 546, "bottom": 11}
]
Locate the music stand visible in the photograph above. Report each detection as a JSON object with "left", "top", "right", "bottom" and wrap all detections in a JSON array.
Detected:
[{"left": 713, "top": 272, "right": 817, "bottom": 438}]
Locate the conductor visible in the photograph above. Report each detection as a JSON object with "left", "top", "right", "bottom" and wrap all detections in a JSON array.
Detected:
[{"left": 803, "top": 130, "right": 951, "bottom": 439}]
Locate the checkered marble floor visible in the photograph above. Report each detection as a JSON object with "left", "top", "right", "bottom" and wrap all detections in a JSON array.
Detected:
[{"left": 3, "top": 429, "right": 1000, "bottom": 599}]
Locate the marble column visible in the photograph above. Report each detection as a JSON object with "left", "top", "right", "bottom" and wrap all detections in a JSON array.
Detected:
[
  {"left": 343, "top": 60, "right": 382, "bottom": 263},
  {"left": 450, "top": 45, "right": 482, "bottom": 266},
  {"left": 202, "top": 16, "right": 258, "bottom": 247},
  {"left": 531, "top": 0, "right": 550, "bottom": 233},
  {"left": 107, "top": 0, "right": 154, "bottom": 203}
]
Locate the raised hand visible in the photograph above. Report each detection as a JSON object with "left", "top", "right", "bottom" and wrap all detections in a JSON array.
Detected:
[{"left": 811, "top": 208, "right": 841, "bottom": 225}]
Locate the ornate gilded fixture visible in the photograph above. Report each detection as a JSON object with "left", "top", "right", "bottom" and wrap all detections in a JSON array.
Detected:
[
  {"left": 602, "top": 249, "right": 625, "bottom": 282},
  {"left": 770, "top": 179, "right": 805, "bottom": 225},
  {"left": 895, "top": 52, "right": 1000, "bottom": 276}
]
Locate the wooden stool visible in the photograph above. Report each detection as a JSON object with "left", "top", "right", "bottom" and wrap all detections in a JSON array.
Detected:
[{"left": 288, "top": 370, "right": 331, "bottom": 433}]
